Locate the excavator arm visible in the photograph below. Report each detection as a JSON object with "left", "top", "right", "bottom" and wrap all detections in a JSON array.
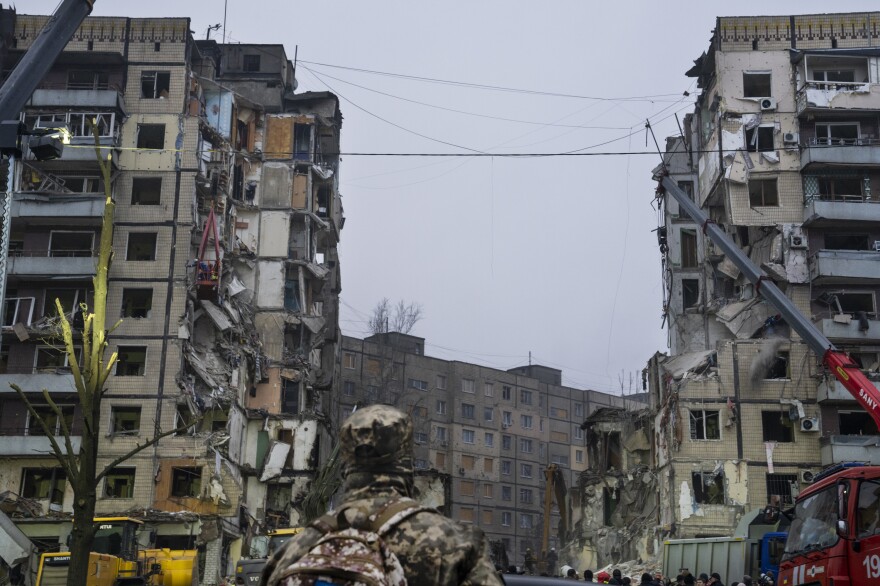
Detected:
[
  {"left": 541, "top": 464, "right": 569, "bottom": 564},
  {"left": 658, "top": 174, "right": 880, "bottom": 430}
]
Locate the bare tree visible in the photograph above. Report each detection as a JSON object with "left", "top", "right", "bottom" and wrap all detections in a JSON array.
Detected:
[
  {"left": 10, "top": 123, "right": 193, "bottom": 586},
  {"left": 368, "top": 298, "right": 423, "bottom": 335}
]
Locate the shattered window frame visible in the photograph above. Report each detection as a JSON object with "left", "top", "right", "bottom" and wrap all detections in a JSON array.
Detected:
[
  {"left": 125, "top": 232, "right": 158, "bottom": 261},
  {"left": 761, "top": 411, "right": 794, "bottom": 442},
  {"left": 766, "top": 473, "right": 798, "bottom": 505},
  {"left": 689, "top": 409, "right": 721, "bottom": 441},
  {"left": 140, "top": 70, "right": 170, "bottom": 99},
  {"left": 765, "top": 351, "right": 791, "bottom": 380},
  {"left": 748, "top": 177, "right": 779, "bottom": 207},
  {"left": 682, "top": 278, "right": 700, "bottom": 309},
  {"left": 743, "top": 71, "right": 772, "bottom": 98},
  {"left": 135, "top": 123, "right": 165, "bottom": 150},
  {"left": 680, "top": 229, "right": 698, "bottom": 268},
  {"left": 131, "top": 177, "right": 162, "bottom": 205},
  {"left": 170, "top": 466, "right": 202, "bottom": 499},
  {"left": 746, "top": 126, "right": 775, "bottom": 153},
  {"left": 21, "top": 467, "right": 67, "bottom": 502},
  {"left": 120, "top": 288, "right": 153, "bottom": 319},
  {"left": 691, "top": 470, "right": 725, "bottom": 505},
  {"left": 414, "top": 432, "right": 428, "bottom": 445},
  {"left": 115, "top": 346, "right": 147, "bottom": 377},
  {"left": 110, "top": 406, "right": 141, "bottom": 435},
  {"left": 103, "top": 467, "right": 135, "bottom": 499}
]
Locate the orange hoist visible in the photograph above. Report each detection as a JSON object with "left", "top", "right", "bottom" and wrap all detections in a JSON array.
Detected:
[{"left": 195, "top": 206, "right": 221, "bottom": 300}]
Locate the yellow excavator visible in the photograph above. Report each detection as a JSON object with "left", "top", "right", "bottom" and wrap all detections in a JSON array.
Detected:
[
  {"left": 234, "top": 527, "right": 304, "bottom": 585},
  {"left": 34, "top": 517, "right": 198, "bottom": 586}
]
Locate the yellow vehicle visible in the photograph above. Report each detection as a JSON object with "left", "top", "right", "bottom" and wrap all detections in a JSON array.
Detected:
[
  {"left": 35, "top": 517, "right": 198, "bottom": 586},
  {"left": 234, "top": 527, "right": 303, "bottom": 585}
]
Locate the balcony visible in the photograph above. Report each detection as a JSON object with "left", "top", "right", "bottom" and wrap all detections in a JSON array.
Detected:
[
  {"left": 820, "top": 434, "right": 880, "bottom": 467},
  {"left": 803, "top": 199, "right": 880, "bottom": 227},
  {"left": 0, "top": 372, "right": 77, "bottom": 394},
  {"left": 810, "top": 250, "right": 880, "bottom": 284},
  {"left": 26, "top": 87, "right": 126, "bottom": 113},
  {"left": 817, "top": 378, "right": 878, "bottom": 403},
  {"left": 7, "top": 251, "right": 96, "bottom": 278},
  {"left": 0, "top": 433, "right": 81, "bottom": 456},
  {"left": 796, "top": 81, "right": 880, "bottom": 116},
  {"left": 12, "top": 193, "right": 106, "bottom": 221},
  {"left": 814, "top": 316, "right": 880, "bottom": 343},
  {"left": 801, "top": 140, "right": 880, "bottom": 170}
]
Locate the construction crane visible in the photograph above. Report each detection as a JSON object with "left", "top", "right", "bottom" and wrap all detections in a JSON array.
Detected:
[{"left": 540, "top": 464, "right": 570, "bottom": 572}]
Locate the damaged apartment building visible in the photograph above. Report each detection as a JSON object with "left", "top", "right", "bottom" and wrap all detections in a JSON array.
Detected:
[
  {"left": 0, "top": 11, "right": 342, "bottom": 583},
  {"left": 647, "top": 11, "right": 880, "bottom": 541}
]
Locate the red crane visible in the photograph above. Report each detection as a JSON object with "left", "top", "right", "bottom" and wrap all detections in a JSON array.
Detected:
[{"left": 195, "top": 207, "right": 221, "bottom": 300}]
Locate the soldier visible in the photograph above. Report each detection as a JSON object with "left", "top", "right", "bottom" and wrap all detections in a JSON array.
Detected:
[{"left": 262, "top": 404, "right": 503, "bottom": 586}]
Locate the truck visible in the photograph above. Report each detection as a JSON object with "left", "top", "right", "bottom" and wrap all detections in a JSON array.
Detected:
[
  {"left": 656, "top": 156, "right": 880, "bottom": 585},
  {"left": 662, "top": 509, "right": 787, "bottom": 584}
]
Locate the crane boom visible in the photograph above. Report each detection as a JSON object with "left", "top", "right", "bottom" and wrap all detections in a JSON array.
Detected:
[{"left": 658, "top": 174, "right": 880, "bottom": 429}]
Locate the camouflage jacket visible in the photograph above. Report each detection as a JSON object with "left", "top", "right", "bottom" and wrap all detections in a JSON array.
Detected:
[{"left": 263, "top": 475, "right": 504, "bottom": 586}]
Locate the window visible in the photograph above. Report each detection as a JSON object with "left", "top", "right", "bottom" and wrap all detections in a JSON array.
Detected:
[
  {"left": 121, "top": 289, "right": 152, "bottom": 318},
  {"left": 412, "top": 406, "right": 427, "bottom": 419},
  {"left": 520, "top": 389, "right": 533, "bottom": 405},
  {"left": 68, "top": 69, "right": 108, "bottom": 90},
  {"left": 175, "top": 405, "right": 197, "bottom": 436},
  {"left": 126, "top": 233, "right": 157, "bottom": 261},
  {"left": 575, "top": 403, "right": 584, "bottom": 417},
  {"left": 342, "top": 381, "right": 355, "bottom": 396},
  {"left": 746, "top": 126, "right": 774, "bottom": 152},
  {"left": 765, "top": 351, "right": 790, "bottom": 380},
  {"left": 115, "top": 346, "right": 147, "bottom": 376},
  {"left": 461, "top": 379, "right": 475, "bottom": 393},
  {"left": 766, "top": 473, "right": 798, "bottom": 506},
  {"left": 462, "top": 429, "right": 475, "bottom": 444},
  {"left": 501, "top": 511, "right": 512, "bottom": 526},
  {"left": 342, "top": 352, "right": 356, "bottom": 369},
  {"left": 435, "top": 426, "right": 447, "bottom": 442},
  {"left": 484, "top": 458, "right": 494, "bottom": 473},
  {"left": 520, "top": 464, "right": 533, "bottom": 479},
  {"left": 49, "top": 231, "right": 93, "bottom": 257},
  {"left": 550, "top": 431, "right": 569, "bottom": 443},
  {"left": 414, "top": 459, "right": 429, "bottom": 470},
  {"left": 502, "top": 435, "right": 511, "bottom": 450},
  {"left": 520, "top": 414, "right": 533, "bottom": 429},
  {"left": 519, "top": 488, "right": 533, "bottom": 504},
  {"left": 743, "top": 72, "right": 772, "bottom": 98},
  {"left": 436, "top": 375, "right": 446, "bottom": 389},
  {"left": 502, "top": 385, "right": 511, "bottom": 400},
  {"left": 51, "top": 174, "right": 105, "bottom": 194},
  {"left": 520, "top": 438, "right": 533, "bottom": 453},
  {"left": 21, "top": 468, "right": 66, "bottom": 502},
  {"left": 141, "top": 71, "right": 171, "bottom": 99},
  {"left": 689, "top": 409, "right": 720, "bottom": 440},
  {"left": 129, "top": 177, "right": 162, "bottom": 206},
  {"left": 242, "top": 54, "right": 261, "bottom": 72},
  {"left": 35, "top": 346, "right": 80, "bottom": 373},
  {"left": 68, "top": 113, "right": 115, "bottom": 138},
  {"left": 817, "top": 176, "right": 864, "bottom": 201},
  {"left": 484, "top": 382, "right": 494, "bottom": 397},
  {"left": 365, "top": 359, "right": 380, "bottom": 376},
  {"left": 136, "top": 123, "right": 165, "bottom": 149},
  {"left": 460, "top": 480, "right": 475, "bottom": 496},
  {"left": 812, "top": 69, "right": 856, "bottom": 85},
  {"left": 502, "top": 411, "right": 512, "bottom": 426},
  {"left": 520, "top": 514, "right": 534, "bottom": 529},
  {"left": 603, "top": 487, "right": 619, "bottom": 526},
  {"left": 677, "top": 180, "right": 695, "bottom": 202},
  {"left": 825, "top": 233, "right": 870, "bottom": 251},
  {"left": 482, "top": 509, "right": 493, "bottom": 524},
  {"left": 435, "top": 452, "right": 446, "bottom": 468},
  {"left": 574, "top": 427, "right": 584, "bottom": 440},
  {"left": 436, "top": 400, "right": 447, "bottom": 415},
  {"left": 815, "top": 123, "right": 859, "bottom": 146},
  {"left": 762, "top": 411, "right": 794, "bottom": 442},
  {"left": 485, "top": 432, "right": 494, "bottom": 447},
  {"left": 110, "top": 406, "right": 141, "bottom": 435},
  {"left": 461, "top": 455, "right": 475, "bottom": 471},
  {"left": 692, "top": 471, "right": 724, "bottom": 504},
  {"left": 28, "top": 404, "right": 74, "bottom": 436},
  {"left": 293, "top": 124, "right": 312, "bottom": 160},
  {"left": 551, "top": 407, "right": 568, "bottom": 419},
  {"left": 858, "top": 479, "right": 880, "bottom": 538},
  {"left": 551, "top": 454, "right": 570, "bottom": 466},
  {"left": 748, "top": 178, "right": 779, "bottom": 207},
  {"left": 414, "top": 432, "right": 428, "bottom": 445},
  {"left": 502, "top": 486, "right": 512, "bottom": 501},
  {"left": 680, "top": 229, "right": 698, "bottom": 268},
  {"left": 839, "top": 411, "right": 879, "bottom": 436},
  {"left": 409, "top": 378, "right": 428, "bottom": 391},
  {"left": 461, "top": 403, "right": 475, "bottom": 419},
  {"left": 576, "top": 449, "right": 584, "bottom": 464},
  {"left": 682, "top": 279, "right": 700, "bottom": 309},
  {"left": 104, "top": 468, "right": 135, "bottom": 498},
  {"left": 501, "top": 461, "right": 511, "bottom": 475},
  {"left": 484, "top": 407, "right": 493, "bottom": 422},
  {"left": 171, "top": 467, "right": 202, "bottom": 498}
]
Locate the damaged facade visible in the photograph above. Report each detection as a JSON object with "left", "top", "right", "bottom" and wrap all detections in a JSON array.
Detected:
[
  {"left": 0, "top": 13, "right": 342, "bottom": 584},
  {"left": 335, "top": 333, "right": 634, "bottom": 569},
  {"left": 648, "top": 12, "right": 880, "bottom": 541}
]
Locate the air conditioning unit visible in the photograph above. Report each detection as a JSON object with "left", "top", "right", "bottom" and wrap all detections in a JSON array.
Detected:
[
  {"left": 458, "top": 467, "right": 466, "bottom": 475},
  {"left": 783, "top": 132, "right": 799, "bottom": 145},
  {"left": 760, "top": 98, "right": 777, "bottom": 111},
  {"left": 789, "top": 234, "right": 807, "bottom": 249},
  {"left": 800, "top": 470, "right": 817, "bottom": 484},
  {"left": 502, "top": 423, "right": 510, "bottom": 429},
  {"left": 800, "top": 417, "right": 820, "bottom": 432}
]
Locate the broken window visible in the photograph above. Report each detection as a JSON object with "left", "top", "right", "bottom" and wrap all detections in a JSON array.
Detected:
[
  {"left": 103, "top": 468, "right": 135, "bottom": 498},
  {"left": 414, "top": 431, "right": 428, "bottom": 445},
  {"left": 692, "top": 470, "right": 724, "bottom": 504},
  {"left": 110, "top": 406, "right": 141, "bottom": 435},
  {"left": 761, "top": 411, "right": 793, "bottom": 442},
  {"left": 839, "top": 411, "right": 879, "bottom": 435},
  {"left": 743, "top": 72, "right": 772, "bottom": 98},
  {"left": 520, "top": 464, "right": 533, "bottom": 479},
  {"left": 131, "top": 177, "right": 162, "bottom": 205},
  {"left": 141, "top": 71, "right": 170, "bottom": 99},
  {"left": 520, "top": 514, "right": 533, "bottom": 529},
  {"left": 748, "top": 178, "right": 779, "bottom": 207},
  {"left": 34, "top": 347, "right": 79, "bottom": 374},
  {"left": 174, "top": 404, "right": 197, "bottom": 436},
  {"left": 746, "top": 126, "right": 774, "bottom": 152},
  {"left": 817, "top": 176, "right": 863, "bottom": 201},
  {"left": 281, "top": 379, "right": 299, "bottom": 414},
  {"left": 605, "top": 432, "right": 622, "bottom": 470},
  {"left": 682, "top": 279, "right": 700, "bottom": 309},
  {"left": 689, "top": 409, "right": 721, "bottom": 440},
  {"left": 242, "top": 54, "right": 261, "bottom": 73},
  {"left": 766, "top": 473, "right": 798, "bottom": 505},
  {"left": 825, "top": 232, "right": 870, "bottom": 251},
  {"left": 462, "top": 429, "right": 475, "bottom": 444},
  {"left": 765, "top": 351, "right": 790, "bottom": 380},
  {"left": 680, "top": 229, "right": 698, "bottom": 268},
  {"left": 293, "top": 124, "right": 312, "bottom": 160},
  {"left": 21, "top": 468, "right": 66, "bottom": 502},
  {"left": 815, "top": 123, "right": 859, "bottom": 146},
  {"left": 68, "top": 69, "right": 108, "bottom": 90},
  {"left": 520, "top": 438, "right": 533, "bottom": 453},
  {"left": 520, "top": 389, "right": 533, "bottom": 405},
  {"left": 677, "top": 180, "right": 695, "bottom": 202},
  {"left": 170, "top": 467, "right": 202, "bottom": 498},
  {"left": 316, "top": 186, "right": 331, "bottom": 218},
  {"left": 27, "top": 404, "right": 74, "bottom": 436},
  {"left": 136, "top": 124, "right": 165, "bottom": 149},
  {"left": 49, "top": 231, "right": 94, "bottom": 257},
  {"left": 121, "top": 289, "right": 152, "bottom": 318},
  {"left": 115, "top": 346, "right": 146, "bottom": 376},
  {"left": 126, "top": 233, "right": 157, "bottom": 261},
  {"left": 603, "top": 487, "right": 619, "bottom": 526}
]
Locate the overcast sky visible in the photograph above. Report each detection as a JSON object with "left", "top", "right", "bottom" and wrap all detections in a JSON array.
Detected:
[{"left": 28, "top": 1, "right": 876, "bottom": 395}]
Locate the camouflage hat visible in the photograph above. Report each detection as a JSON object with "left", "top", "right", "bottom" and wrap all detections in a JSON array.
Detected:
[{"left": 340, "top": 405, "right": 413, "bottom": 476}]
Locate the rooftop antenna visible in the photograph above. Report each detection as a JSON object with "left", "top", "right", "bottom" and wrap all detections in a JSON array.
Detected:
[
  {"left": 206, "top": 23, "right": 221, "bottom": 40},
  {"left": 222, "top": 0, "right": 228, "bottom": 44}
]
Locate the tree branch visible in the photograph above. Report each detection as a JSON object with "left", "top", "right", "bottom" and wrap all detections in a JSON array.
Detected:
[
  {"left": 9, "top": 383, "right": 76, "bottom": 480},
  {"left": 40, "top": 388, "right": 78, "bottom": 477}
]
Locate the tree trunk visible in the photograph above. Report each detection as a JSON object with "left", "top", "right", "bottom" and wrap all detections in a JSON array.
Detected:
[{"left": 66, "top": 397, "right": 99, "bottom": 586}]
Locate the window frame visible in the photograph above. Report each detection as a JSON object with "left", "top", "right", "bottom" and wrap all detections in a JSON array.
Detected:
[
  {"left": 743, "top": 71, "right": 772, "bottom": 98},
  {"left": 748, "top": 177, "right": 779, "bottom": 207},
  {"left": 689, "top": 409, "right": 721, "bottom": 441}
]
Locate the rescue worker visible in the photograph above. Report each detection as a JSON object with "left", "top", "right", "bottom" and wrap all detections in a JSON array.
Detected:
[
  {"left": 524, "top": 548, "right": 536, "bottom": 575},
  {"left": 262, "top": 404, "right": 503, "bottom": 586},
  {"left": 546, "top": 547, "right": 559, "bottom": 576}
]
